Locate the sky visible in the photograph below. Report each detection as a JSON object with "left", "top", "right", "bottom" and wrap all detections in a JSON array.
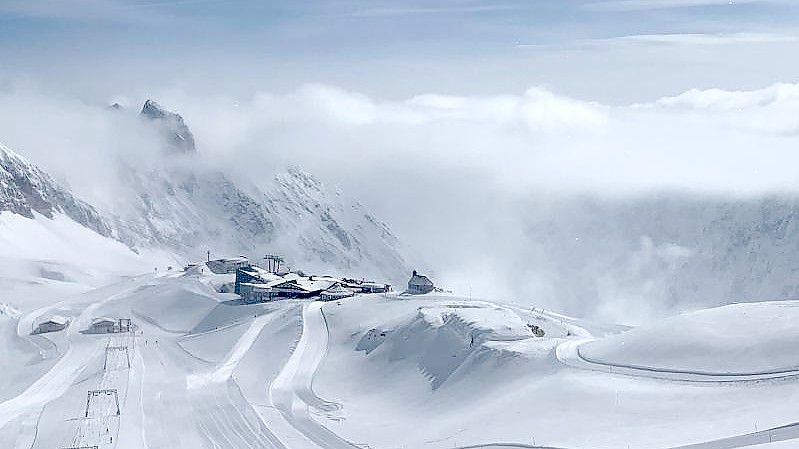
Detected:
[
  {"left": 3, "top": 1, "right": 799, "bottom": 321},
  {"left": 3, "top": 0, "right": 799, "bottom": 103}
]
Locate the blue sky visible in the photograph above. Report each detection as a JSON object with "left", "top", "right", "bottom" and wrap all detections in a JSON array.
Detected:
[{"left": 2, "top": 0, "right": 799, "bottom": 102}]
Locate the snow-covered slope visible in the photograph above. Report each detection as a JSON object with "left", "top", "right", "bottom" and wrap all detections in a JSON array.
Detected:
[
  {"left": 0, "top": 143, "right": 111, "bottom": 237},
  {"left": 580, "top": 301, "right": 799, "bottom": 374},
  {"left": 266, "top": 167, "right": 406, "bottom": 280},
  {"left": 0, "top": 143, "right": 175, "bottom": 312}
]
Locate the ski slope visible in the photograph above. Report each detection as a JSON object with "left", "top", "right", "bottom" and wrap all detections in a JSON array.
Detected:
[{"left": 2, "top": 272, "right": 799, "bottom": 449}]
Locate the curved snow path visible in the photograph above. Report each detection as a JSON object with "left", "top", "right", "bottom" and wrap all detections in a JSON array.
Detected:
[
  {"left": 0, "top": 276, "right": 152, "bottom": 429},
  {"left": 556, "top": 338, "right": 799, "bottom": 382},
  {"left": 184, "top": 310, "right": 289, "bottom": 448},
  {"left": 187, "top": 312, "right": 276, "bottom": 388},
  {"left": 270, "top": 301, "right": 356, "bottom": 449}
]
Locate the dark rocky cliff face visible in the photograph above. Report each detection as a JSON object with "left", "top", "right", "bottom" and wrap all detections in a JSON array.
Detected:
[{"left": 0, "top": 143, "right": 112, "bottom": 237}]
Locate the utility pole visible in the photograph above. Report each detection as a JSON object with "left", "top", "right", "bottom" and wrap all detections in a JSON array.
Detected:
[{"left": 264, "top": 254, "right": 284, "bottom": 274}]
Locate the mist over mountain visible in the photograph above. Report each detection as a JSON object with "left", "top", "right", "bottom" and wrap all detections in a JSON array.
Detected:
[
  {"left": 140, "top": 99, "right": 197, "bottom": 153},
  {"left": 6, "top": 85, "right": 799, "bottom": 322},
  {"left": 507, "top": 194, "right": 799, "bottom": 323},
  {"left": 0, "top": 99, "right": 408, "bottom": 287}
]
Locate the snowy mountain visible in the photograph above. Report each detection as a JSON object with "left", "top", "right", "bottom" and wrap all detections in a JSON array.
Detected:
[
  {"left": 0, "top": 98, "right": 407, "bottom": 311},
  {"left": 0, "top": 143, "right": 111, "bottom": 237},
  {"left": 0, "top": 142, "right": 176, "bottom": 313},
  {"left": 106, "top": 100, "right": 407, "bottom": 282},
  {"left": 266, "top": 167, "right": 406, "bottom": 278}
]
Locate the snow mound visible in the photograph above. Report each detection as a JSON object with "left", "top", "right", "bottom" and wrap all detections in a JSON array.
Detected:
[
  {"left": 355, "top": 300, "right": 553, "bottom": 388},
  {"left": 130, "top": 280, "right": 220, "bottom": 333},
  {"left": 581, "top": 301, "right": 799, "bottom": 374}
]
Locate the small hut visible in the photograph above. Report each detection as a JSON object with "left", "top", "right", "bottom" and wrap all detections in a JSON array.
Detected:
[
  {"left": 87, "top": 317, "right": 117, "bottom": 334},
  {"left": 407, "top": 270, "right": 434, "bottom": 295},
  {"left": 34, "top": 316, "right": 68, "bottom": 334}
]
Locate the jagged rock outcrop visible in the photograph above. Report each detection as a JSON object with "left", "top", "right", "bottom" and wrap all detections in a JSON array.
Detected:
[
  {"left": 0, "top": 143, "right": 112, "bottom": 237},
  {"left": 140, "top": 99, "right": 196, "bottom": 153}
]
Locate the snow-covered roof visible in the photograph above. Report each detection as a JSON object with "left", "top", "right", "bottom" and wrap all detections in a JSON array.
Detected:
[
  {"left": 296, "top": 278, "right": 338, "bottom": 292},
  {"left": 270, "top": 277, "right": 338, "bottom": 292},
  {"left": 325, "top": 284, "right": 353, "bottom": 294},
  {"left": 282, "top": 272, "right": 301, "bottom": 281},
  {"left": 41, "top": 315, "right": 67, "bottom": 325},
  {"left": 240, "top": 266, "right": 281, "bottom": 281},
  {"left": 409, "top": 273, "right": 433, "bottom": 286},
  {"left": 242, "top": 275, "right": 289, "bottom": 289},
  {"left": 91, "top": 317, "right": 116, "bottom": 325},
  {"left": 360, "top": 281, "right": 386, "bottom": 288}
]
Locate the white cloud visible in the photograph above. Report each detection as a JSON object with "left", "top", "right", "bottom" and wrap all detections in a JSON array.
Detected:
[
  {"left": 577, "top": 32, "right": 799, "bottom": 47},
  {"left": 4, "top": 81, "right": 799, "bottom": 320},
  {"left": 652, "top": 82, "right": 799, "bottom": 109},
  {"left": 585, "top": 0, "right": 772, "bottom": 11}
]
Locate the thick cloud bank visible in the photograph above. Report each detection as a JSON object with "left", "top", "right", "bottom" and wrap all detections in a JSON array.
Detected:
[{"left": 2, "top": 82, "right": 799, "bottom": 322}]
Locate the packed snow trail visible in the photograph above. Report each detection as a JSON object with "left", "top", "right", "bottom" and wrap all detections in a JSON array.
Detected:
[
  {"left": 187, "top": 312, "right": 276, "bottom": 387},
  {"left": 669, "top": 421, "right": 799, "bottom": 449},
  {"left": 0, "top": 275, "right": 153, "bottom": 429},
  {"left": 556, "top": 339, "right": 799, "bottom": 382},
  {"left": 186, "top": 310, "right": 288, "bottom": 448},
  {"left": 270, "top": 301, "right": 357, "bottom": 449}
]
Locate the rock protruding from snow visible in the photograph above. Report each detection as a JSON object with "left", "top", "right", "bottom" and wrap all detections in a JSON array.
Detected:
[
  {"left": 0, "top": 142, "right": 112, "bottom": 237},
  {"left": 140, "top": 99, "right": 196, "bottom": 153}
]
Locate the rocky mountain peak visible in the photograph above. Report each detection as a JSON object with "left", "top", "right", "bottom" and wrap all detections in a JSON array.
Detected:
[{"left": 140, "top": 99, "right": 196, "bottom": 153}]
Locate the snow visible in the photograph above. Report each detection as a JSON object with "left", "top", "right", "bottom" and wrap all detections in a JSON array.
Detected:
[
  {"left": 40, "top": 315, "right": 67, "bottom": 325},
  {"left": 2, "top": 271, "right": 799, "bottom": 449},
  {"left": 0, "top": 210, "right": 177, "bottom": 313},
  {"left": 581, "top": 301, "right": 799, "bottom": 374}
]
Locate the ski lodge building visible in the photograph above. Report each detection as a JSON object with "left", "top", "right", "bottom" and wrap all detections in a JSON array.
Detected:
[
  {"left": 234, "top": 264, "right": 390, "bottom": 303},
  {"left": 33, "top": 316, "right": 68, "bottom": 334},
  {"left": 86, "top": 317, "right": 133, "bottom": 334},
  {"left": 87, "top": 317, "right": 117, "bottom": 334},
  {"left": 207, "top": 256, "right": 250, "bottom": 274},
  {"left": 407, "top": 270, "right": 435, "bottom": 294}
]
